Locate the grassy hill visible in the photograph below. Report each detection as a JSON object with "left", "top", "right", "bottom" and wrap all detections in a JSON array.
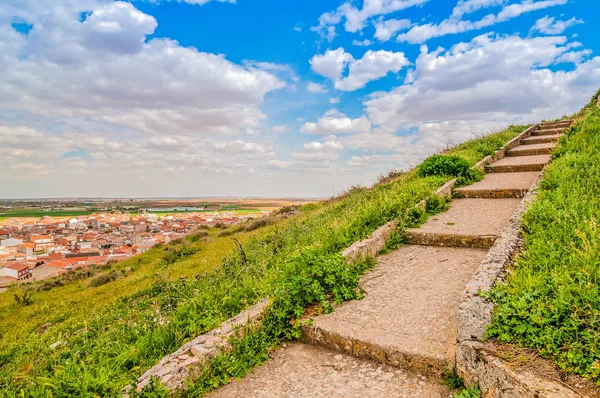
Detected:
[{"left": 0, "top": 126, "right": 526, "bottom": 397}]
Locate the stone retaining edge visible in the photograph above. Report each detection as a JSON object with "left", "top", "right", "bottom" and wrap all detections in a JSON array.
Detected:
[
  {"left": 134, "top": 298, "right": 269, "bottom": 392},
  {"left": 457, "top": 342, "right": 579, "bottom": 398}
]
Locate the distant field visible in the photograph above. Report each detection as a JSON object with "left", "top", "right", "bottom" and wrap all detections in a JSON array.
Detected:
[
  {"left": 0, "top": 207, "right": 267, "bottom": 222},
  {"left": 0, "top": 209, "right": 97, "bottom": 219}
]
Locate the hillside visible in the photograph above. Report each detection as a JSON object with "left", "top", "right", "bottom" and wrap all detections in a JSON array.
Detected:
[{"left": 0, "top": 127, "right": 525, "bottom": 396}]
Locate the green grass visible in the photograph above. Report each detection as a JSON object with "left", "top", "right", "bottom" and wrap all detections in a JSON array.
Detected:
[
  {"left": 487, "top": 90, "right": 600, "bottom": 383},
  {"left": 0, "top": 124, "right": 527, "bottom": 397},
  {"left": 0, "top": 209, "right": 98, "bottom": 218}
]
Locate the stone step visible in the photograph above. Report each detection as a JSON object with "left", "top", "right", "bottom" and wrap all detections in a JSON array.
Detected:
[
  {"left": 485, "top": 154, "right": 550, "bottom": 173},
  {"left": 507, "top": 142, "right": 556, "bottom": 157},
  {"left": 301, "top": 245, "right": 488, "bottom": 377},
  {"left": 454, "top": 172, "right": 540, "bottom": 198},
  {"left": 531, "top": 127, "right": 567, "bottom": 136},
  {"left": 520, "top": 134, "right": 562, "bottom": 145},
  {"left": 538, "top": 120, "right": 572, "bottom": 129},
  {"left": 404, "top": 199, "right": 521, "bottom": 248},
  {"left": 208, "top": 342, "right": 451, "bottom": 398}
]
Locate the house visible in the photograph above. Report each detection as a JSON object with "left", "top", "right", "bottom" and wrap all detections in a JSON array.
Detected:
[
  {"left": 2, "top": 262, "right": 31, "bottom": 280},
  {"left": 59, "top": 235, "right": 78, "bottom": 250},
  {"left": 1, "top": 238, "right": 23, "bottom": 247},
  {"left": 30, "top": 235, "right": 54, "bottom": 253},
  {"left": 17, "top": 242, "right": 34, "bottom": 256},
  {"left": 75, "top": 241, "right": 93, "bottom": 251}
]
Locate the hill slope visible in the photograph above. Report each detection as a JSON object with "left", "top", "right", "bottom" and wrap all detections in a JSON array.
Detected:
[{"left": 0, "top": 126, "right": 526, "bottom": 396}]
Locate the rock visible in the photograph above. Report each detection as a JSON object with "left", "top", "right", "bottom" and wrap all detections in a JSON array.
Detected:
[
  {"left": 39, "top": 323, "right": 52, "bottom": 333},
  {"left": 191, "top": 345, "right": 210, "bottom": 357},
  {"left": 49, "top": 341, "right": 63, "bottom": 349}
]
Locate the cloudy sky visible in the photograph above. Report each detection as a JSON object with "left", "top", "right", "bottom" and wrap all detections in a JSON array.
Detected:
[{"left": 1, "top": 0, "right": 599, "bottom": 198}]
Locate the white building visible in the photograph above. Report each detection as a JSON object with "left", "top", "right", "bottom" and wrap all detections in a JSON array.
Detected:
[{"left": 0, "top": 238, "right": 23, "bottom": 247}]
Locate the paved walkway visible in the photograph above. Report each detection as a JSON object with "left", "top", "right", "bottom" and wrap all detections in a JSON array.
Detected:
[
  {"left": 210, "top": 343, "right": 450, "bottom": 398},
  {"left": 208, "top": 120, "right": 571, "bottom": 397}
]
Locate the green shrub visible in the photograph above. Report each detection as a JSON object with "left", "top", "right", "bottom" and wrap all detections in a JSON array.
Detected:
[
  {"left": 187, "top": 230, "right": 209, "bottom": 243},
  {"left": 300, "top": 202, "right": 319, "bottom": 212},
  {"left": 417, "top": 155, "right": 471, "bottom": 178},
  {"left": 417, "top": 154, "right": 484, "bottom": 188},
  {"left": 13, "top": 290, "right": 34, "bottom": 306},
  {"left": 89, "top": 271, "right": 119, "bottom": 287},
  {"left": 161, "top": 241, "right": 198, "bottom": 265}
]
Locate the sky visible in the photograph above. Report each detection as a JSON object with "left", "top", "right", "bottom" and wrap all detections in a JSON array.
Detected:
[{"left": 1, "top": 0, "right": 599, "bottom": 199}]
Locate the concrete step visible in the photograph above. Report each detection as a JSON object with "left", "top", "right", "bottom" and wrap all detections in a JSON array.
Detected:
[
  {"left": 208, "top": 342, "right": 450, "bottom": 398},
  {"left": 404, "top": 199, "right": 521, "bottom": 248},
  {"left": 538, "top": 120, "right": 572, "bottom": 130},
  {"left": 454, "top": 172, "right": 540, "bottom": 198},
  {"left": 507, "top": 142, "right": 556, "bottom": 157},
  {"left": 531, "top": 127, "right": 567, "bottom": 136},
  {"left": 485, "top": 154, "right": 550, "bottom": 173},
  {"left": 301, "top": 245, "right": 488, "bottom": 377},
  {"left": 521, "top": 134, "right": 562, "bottom": 145}
]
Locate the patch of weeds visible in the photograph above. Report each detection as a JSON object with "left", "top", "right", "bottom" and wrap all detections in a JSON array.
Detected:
[
  {"left": 300, "top": 202, "right": 319, "bottom": 212},
  {"left": 13, "top": 289, "right": 34, "bottom": 306},
  {"left": 187, "top": 230, "right": 208, "bottom": 243},
  {"left": 379, "top": 226, "right": 404, "bottom": 255},
  {"left": 456, "top": 168, "right": 484, "bottom": 188},
  {"left": 453, "top": 386, "right": 481, "bottom": 398},
  {"left": 376, "top": 169, "right": 404, "bottom": 185},
  {"left": 425, "top": 194, "right": 450, "bottom": 214},
  {"left": 161, "top": 239, "right": 199, "bottom": 265},
  {"left": 443, "top": 369, "right": 465, "bottom": 389}
]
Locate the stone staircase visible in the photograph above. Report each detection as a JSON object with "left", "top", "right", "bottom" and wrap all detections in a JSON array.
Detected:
[{"left": 208, "top": 120, "right": 572, "bottom": 398}]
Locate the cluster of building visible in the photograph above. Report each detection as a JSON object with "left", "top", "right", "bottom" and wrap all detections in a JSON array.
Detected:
[{"left": 0, "top": 211, "right": 261, "bottom": 288}]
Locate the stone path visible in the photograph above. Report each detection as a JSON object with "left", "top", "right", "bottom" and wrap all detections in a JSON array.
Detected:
[
  {"left": 205, "top": 121, "right": 571, "bottom": 397},
  {"left": 209, "top": 343, "right": 450, "bottom": 398}
]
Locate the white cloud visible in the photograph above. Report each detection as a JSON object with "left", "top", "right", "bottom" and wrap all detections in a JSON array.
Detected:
[
  {"left": 0, "top": 1, "right": 285, "bottom": 138},
  {"left": 373, "top": 18, "right": 412, "bottom": 41},
  {"left": 313, "top": 0, "right": 427, "bottom": 37},
  {"left": 397, "top": 0, "right": 568, "bottom": 43},
  {"left": 293, "top": 26, "right": 302, "bottom": 32},
  {"left": 366, "top": 33, "right": 600, "bottom": 130},
  {"left": 292, "top": 138, "right": 343, "bottom": 162},
  {"left": 352, "top": 39, "right": 373, "bottom": 46},
  {"left": 178, "top": 0, "right": 236, "bottom": 5},
  {"left": 307, "top": 82, "right": 329, "bottom": 93},
  {"left": 311, "top": 48, "right": 409, "bottom": 91},
  {"left": 213, "top": 140, "right": 272, "bottom": 154},
  {"left": 301, "top": 109, "right": 372, "bottom": 135},
  {"left": 336, "top": 50, "right": 409, "bottom": 91},
  {"left": 532, "top": 16, "right": 583, "bottom": 34},
  {"left": 329, "top": 97, "right": 341, "bottom": 104},
  {"left": 272, "top": 125, "right": 290, "bottom": 133},
  {"left": 451, "top": 0, "right": 506, "bottom": 18},
  {"left": 267, "top": 159, "right": 291, "bottom": 168},
  {"left": 309, "top": 48, "right": 354, "bottom": 80}
]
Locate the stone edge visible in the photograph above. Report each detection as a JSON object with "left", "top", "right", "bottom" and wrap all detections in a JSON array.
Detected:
[{"left": 134, "top": 298, "right": 269, "bottom": 392}]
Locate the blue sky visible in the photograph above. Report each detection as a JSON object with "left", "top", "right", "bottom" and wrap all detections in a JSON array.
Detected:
[{"left": 1, "top": 0, "right": 599, "bottom": 198}]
